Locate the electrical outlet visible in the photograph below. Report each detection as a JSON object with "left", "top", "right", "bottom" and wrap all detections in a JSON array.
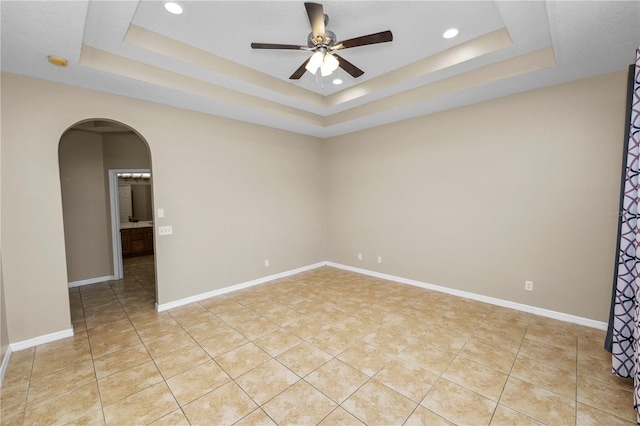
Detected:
[
  {"left": 525, "top": 280, "right": 533, "bottom": 291},
  {"left": 264, "top": 259, "right": 270, "bottom": 267},
  {"left": 157, "top": 208, "right": 164, "bottom": 218},
  {"left": 378, "top": 256, "right": 382, "bottom": 264},
  {"left": 158, "top": 225, "right": 172, "bottom": 236},
  {"left": 358, "top": 253, "right": 363, "bottom": 260}
]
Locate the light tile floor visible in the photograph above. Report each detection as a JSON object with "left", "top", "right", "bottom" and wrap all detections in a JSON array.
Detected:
[{"left": 1, "top": 255, "right": 635, "bottom": 425}]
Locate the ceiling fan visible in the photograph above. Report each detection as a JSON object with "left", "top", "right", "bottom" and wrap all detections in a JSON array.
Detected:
[{"left": 250, "top": 2, "right": 393, "bottom": 80}]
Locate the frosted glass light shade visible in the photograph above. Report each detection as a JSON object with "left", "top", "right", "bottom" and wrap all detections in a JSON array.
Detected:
[
  {"left": 321, "top": 53, "right": 339, "bottom": 76},
  {"left": 305, "top": 51, "right": 324, "bottom": 74}
]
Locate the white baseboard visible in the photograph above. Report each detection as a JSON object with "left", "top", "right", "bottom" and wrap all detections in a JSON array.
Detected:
[
  {"left": 327, "top": 262, "right": 608, "bottom": 330},
  {"left": 5, "top": 260, "right": 605, "bottom": 374},
  {"left": 69, "top": 275, "right": 115, "bottom": 288},
  {"left": 0, "top": 346, "right": 12, "bottom": 387},
  {"left": 9, "top": 328, "right": 74, "bottom": 352},
  {"left": 153, "top": 259, "right": 606, "bottom": 329},
  {"left": 156, "top": 262, "right": 328, "bottom": 312}
]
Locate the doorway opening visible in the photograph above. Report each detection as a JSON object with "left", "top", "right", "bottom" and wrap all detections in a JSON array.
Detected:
[
  {"left": 109, "top": 168, "right": 153, "bottom": 280},
  {"left": 58, "top": 119, "right": 157, "bottom": 326}
]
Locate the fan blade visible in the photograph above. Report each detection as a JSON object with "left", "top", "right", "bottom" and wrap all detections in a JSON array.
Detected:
[
  {"left": 332, "top": 30, "right": 393, "bottom": 50},
  {"left": 251, "top": 43, "right": 308, "bottom": 50},
  {"left": 333, "top": 54, "right": 364, "bottom": 78},
  {"left": 305, "top": 2, "right": 325, "bottom": 39},
  {"left": 290, "top": 58, "right": 311, "bottom": 79}
]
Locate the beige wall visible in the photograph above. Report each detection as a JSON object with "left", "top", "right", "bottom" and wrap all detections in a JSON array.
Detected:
[
  {"left": 130, "top": 183, "right": 153, "bottom": 221},
  {"left": 326, "top": 70, "right": 627, "bottom": 322},
  {"left": 0, "top": 120, "right": 7, "bottom": 367},
  {"left": 1, "top": 257, "right": 8, "bottom": 360},
  {"left": 2, "top": 75, "right": 72, "bottom": 341},
  {"left": 151, "top": 112, "right": 326, "bottom": 303},
  {"left": 103, "top": 132, "right": 151, "bottom": 171},
  {"left": 1, "top": 257, "right": 7, "bottom": 374},
  {"left": 1, "top": 72, "right": 326, "bottom": 343},
  {"left": 59, "top": 130, "right": 112, "bottom": 282}
]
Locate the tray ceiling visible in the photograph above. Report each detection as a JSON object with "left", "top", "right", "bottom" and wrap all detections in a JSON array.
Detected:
[{"left": 1, "top": 1, "right": 638, "bottom": 137}]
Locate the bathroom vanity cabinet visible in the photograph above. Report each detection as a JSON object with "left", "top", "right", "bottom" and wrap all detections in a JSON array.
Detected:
[{"left": 120, "top": 226, "right": 153, "bottom": 257}]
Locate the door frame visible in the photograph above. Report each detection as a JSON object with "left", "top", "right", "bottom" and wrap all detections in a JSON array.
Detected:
[{"left": 108, "top": 168, "right": 151, "bottom": 279}]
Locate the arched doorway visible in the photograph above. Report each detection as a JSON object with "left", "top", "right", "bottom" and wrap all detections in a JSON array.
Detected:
[{"left": 58, "top": 119, "right": 157, "bottom": 327}]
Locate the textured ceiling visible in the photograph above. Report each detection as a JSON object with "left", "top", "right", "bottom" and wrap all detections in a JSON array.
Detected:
[{"left": 1, "top": 1, "right": 639, "bottom": 138}]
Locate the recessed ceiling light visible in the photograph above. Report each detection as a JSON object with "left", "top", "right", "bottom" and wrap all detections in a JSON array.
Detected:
[
  {"left": 164, "top": 1, "right": 183, "bottom": 15},
  {"left": 332, "top": 78, "right": 343, "bottom": 85},
  {"left": 443, "top": 28, "right": 459, "bottom": 39},
  {"left": 48, "top": 55, "right": 68, "bottom": 67}
]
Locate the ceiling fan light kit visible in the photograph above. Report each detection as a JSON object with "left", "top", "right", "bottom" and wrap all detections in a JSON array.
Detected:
[
  {"left": 251, "top": 2, "right": 393, "bottom": 83},
  {"left": 320, "top": 54, "right": 339, "bottom": 76},
  {"left": 304, "top": 49, "right": 340, "bottom": 77},
  {"left": 305, "top": 50, "right": 324, "bottom": 74}
]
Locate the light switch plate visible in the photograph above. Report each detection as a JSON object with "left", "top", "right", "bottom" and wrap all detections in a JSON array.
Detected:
[{"left": 158, "top": 225, "right": 172, "bottom": 236}]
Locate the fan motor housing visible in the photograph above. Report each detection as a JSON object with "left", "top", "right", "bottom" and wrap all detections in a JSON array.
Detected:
[{"left": 308, "top": 30, "right": 336, "bottom": 49}]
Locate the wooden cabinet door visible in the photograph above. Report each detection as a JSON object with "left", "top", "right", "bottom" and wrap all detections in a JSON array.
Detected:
[
  {"left": 144, "top": 228, "right": 153, "bottom": 252},
  {"left": 131, "top": 229, "right": 145, "bottom": 254},
  {"left": 121, "top": 227, "right": 154, "bottom": 257},
  {"left": 121, "top": 230, "right": 131, "bottom": 255}
]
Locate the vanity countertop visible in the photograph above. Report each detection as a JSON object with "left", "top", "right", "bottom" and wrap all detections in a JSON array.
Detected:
[{"left": 120, "top": 221, "right": 153, "bottom": 229}]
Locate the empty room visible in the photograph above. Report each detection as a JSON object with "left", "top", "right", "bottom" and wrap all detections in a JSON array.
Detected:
[{"left": 1, "top": 1, "right": 640, "bottom": 425}]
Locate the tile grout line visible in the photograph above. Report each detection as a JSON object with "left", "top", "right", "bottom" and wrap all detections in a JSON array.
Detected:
[
  {"left": 20, "top": 329, "right": 37, "bottom": 424},
  {"left": 87, "top": 281, "right": 120, "bottom": 422},
  {"left": 95, "top": 263, "right": 171, "bottom": 423},
  {"left": 487, "top": 313, "right": 530, "bottom": 426},
  {"left": 418, "top": 306, "right": 494, "bottom": 425},
  {"left": 574, "top": 333, "right": 579, "bottom": 426},
  {"left": 202, "top": 286, "right": 399, "bottom": 425},
  {"left": 171, "top": 298, "right": 302, "bottom": 422},
  {"left": 119, "top": 259, "right": 183, "bottom": 425},
  {"left": 81, "top": 283, "right": 108, "bottom": 426}
]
